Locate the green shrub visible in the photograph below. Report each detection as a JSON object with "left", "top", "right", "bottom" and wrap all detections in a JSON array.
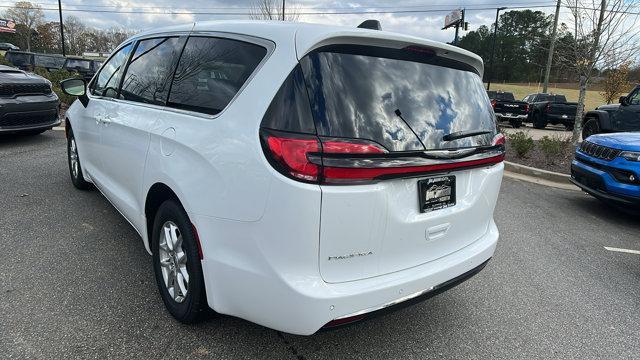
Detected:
[
  {"left": 506, "top": 131, "right": 535, "bottom": 158},
  {"left": 538, "top": 135, "right": 572, "bottom": 164},
  {"left": 33, "top": 67, "right": 81, "bottom": 106},
  {"left": 0, "top": 54, "right": 12, "bottom": 66}
]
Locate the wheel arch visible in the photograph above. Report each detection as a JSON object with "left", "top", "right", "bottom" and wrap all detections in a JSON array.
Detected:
[
  {"left": 144, "top": 182, "right": 186, "bottom": 254},
  {"left": 583, "top": 110, "right": 611, "bottom": 131}
]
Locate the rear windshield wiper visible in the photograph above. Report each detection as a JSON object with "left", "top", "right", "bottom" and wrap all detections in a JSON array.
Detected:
[{"left": 442, "top": 130, "right": 492, "bottom": 142}]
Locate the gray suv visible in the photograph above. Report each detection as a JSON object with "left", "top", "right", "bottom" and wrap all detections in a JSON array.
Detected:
[{"left": 0, "top": 65, "right": 60, "bottom": 135}]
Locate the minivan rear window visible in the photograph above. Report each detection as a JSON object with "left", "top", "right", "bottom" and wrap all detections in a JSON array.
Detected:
[{"left": 300, "top": 46, "right": 496, "bottom": 151}]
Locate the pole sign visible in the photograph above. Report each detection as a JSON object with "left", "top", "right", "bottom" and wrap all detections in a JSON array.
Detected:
[
  {"left": 443, "top": 9, "right": 462, "bottom": 29},
  {"left": 0, "top": 19, "right": 16, "bottom": 33}
]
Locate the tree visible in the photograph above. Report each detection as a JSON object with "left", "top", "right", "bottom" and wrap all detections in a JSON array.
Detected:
[
  {"left": 3, "top": 1, "right": 44, "bottom": 51},
  {"left": 560, "top": 0, "right": 640, "bottom": 144},
  {"left": 600, "top": 62, "right": 631, "bottom": 104},
  {"left": 64, "top": 16, "right": 87, "bottom": 55},
  {"left": 458, "top": 10, "right": 553, "bottom": 84},
  {"left": 249, "top": 0, "right": 299, "bottom": 21}
]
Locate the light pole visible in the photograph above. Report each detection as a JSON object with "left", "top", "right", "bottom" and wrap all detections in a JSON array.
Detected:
[
  {"left": 58, "top": 0, "right": 65, "bottom": 56},
  {"left": 486, "top": 7, "right": 506, "bottom": 91}
]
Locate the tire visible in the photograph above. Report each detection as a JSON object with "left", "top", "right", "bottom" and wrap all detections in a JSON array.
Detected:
[
  {"left": 532, "top": 112, "right": 547, "bottom": 129},
  {"left": 509, "top": 119, "right": 522, "bottom": 128},
  {"left": 67, "top": 129, "right": 91, "bottom": 190},
  {"left": 152, "top": 200, "right": 208, "bottom": 323},
  {"left": 582, "top": 118, "right": 600, "bottom": 140}
]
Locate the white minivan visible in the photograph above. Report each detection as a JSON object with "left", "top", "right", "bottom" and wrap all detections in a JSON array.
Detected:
[{"left": 61, "top": 21, "right": 504, "bottom": 335}]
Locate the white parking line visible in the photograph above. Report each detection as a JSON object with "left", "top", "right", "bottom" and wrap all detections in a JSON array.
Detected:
[{"left": 604, "top": 246, "right": 640, "bottom": 255}]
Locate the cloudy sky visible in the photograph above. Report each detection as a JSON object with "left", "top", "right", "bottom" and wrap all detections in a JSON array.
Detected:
[{"left": 0, "top": 0, "right": 575, "bottom": 43}]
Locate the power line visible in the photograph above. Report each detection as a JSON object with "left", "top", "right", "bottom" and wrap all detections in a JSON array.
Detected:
[{"left": 0, "top": 3, "right": 561, "bottom": 15}]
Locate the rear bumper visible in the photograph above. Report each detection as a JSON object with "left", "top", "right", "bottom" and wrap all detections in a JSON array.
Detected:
[
  {"left": 546, "top": 113, "right": 575, "bottom": 124},
  {"left": 198, "top": 215, "right": 498, "bottom": 335},
  {"left": 496, "top": 113, "right": 527, "bottom": 119}
]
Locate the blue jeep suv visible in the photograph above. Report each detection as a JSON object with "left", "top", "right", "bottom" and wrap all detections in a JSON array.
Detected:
[{"left": 571, "top": 132, "right": 640, "bottom": 207}]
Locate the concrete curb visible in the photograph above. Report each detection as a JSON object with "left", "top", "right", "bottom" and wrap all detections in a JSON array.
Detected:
[{"left": 504, "top": 161, "right": 579, "bottom": 191}]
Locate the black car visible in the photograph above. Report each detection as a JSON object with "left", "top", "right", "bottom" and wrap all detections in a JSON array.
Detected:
[
  {"left": 523, "top": 93, "right": 578, "bottom": 130},
  {"left": 488, "top": 91, "right": 529, "bottom": 128},
  {"left": 0, "top": 42, "right": 19, "bottom": 51},
  {"left": 582, "top": 85, "right": 640, "bottom": 139},
  {"left": 0, "top": 65, "right": 60, "bottom": 135}
]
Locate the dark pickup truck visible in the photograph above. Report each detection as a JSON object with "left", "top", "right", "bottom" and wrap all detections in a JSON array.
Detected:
[
  {"left": 582, "top": 85, "right": 640, "bottom": 139},
  {"left": 488, "top": 91, "right": 529, "bottom": 128},
  {"left": 524, "top": 93, "right": 578, "bottom": 130}
]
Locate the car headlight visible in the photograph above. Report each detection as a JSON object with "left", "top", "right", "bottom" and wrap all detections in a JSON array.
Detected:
[{"left": 620, "top": 151, "right": 640, "bottom": 162}]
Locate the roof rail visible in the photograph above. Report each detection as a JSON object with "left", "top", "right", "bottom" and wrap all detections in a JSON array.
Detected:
[{"left": 357, "top": 20, "right": 381, "bottom": 30}]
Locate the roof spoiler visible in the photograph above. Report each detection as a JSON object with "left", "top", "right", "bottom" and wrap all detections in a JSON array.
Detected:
[{"left": 357, "top": 20, "right": 381, "bottom": 31}]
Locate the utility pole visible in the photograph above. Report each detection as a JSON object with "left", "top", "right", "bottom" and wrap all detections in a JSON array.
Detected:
[
  {"left": 542, "top": 0, "right": 561, "bottom": 93},
  {"left": 58, "top": 0, "right": 65, "bottom": 56},
  {"left": 281, "top": 0, "right": 285, "bottom": 21},
  {"left": 453, "top": 9, "right": 465, "bottom": 45},
  {"left": 486, "top": 7, "right": 506, "bottom": 91}
]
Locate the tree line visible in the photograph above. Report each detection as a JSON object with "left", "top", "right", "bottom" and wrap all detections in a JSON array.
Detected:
[
  {"left": 0, "top": 1, "right": 134, "bottom": 55},
  {"left": 457, "top": 9, "right": 639, "bottom": 85}
]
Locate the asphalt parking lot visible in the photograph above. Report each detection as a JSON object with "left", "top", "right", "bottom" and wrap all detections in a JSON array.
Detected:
[{"left": 2, "top": 131, "right": 639, "bottom": 359}]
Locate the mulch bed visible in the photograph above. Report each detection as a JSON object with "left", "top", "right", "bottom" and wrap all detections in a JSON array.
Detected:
[{"left": 505, "top": 141, "right": 575, "bottom": 174}]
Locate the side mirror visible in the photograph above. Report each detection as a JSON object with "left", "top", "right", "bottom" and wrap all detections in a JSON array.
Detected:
[
  {"left": 619, "top": 96, "right": 628, "bottom": 105},
  {"left": 60, "top": 78, "right": 86, "bottom": 96}
]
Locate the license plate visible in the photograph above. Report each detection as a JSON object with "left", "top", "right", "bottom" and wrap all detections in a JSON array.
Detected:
[{"left": 418, "top": 176, "right": 456, "bottom": 213}]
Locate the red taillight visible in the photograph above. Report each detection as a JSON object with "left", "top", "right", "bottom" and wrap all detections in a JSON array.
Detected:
[
  {"left": 262, "top": 131, "right": 503, "bottom": 185},
  {"left": 546, "top": 103, "right": 551, "bottom": 112},
  {"left": 524, "top": 104, "right": 529, "bottom": 113},
  {"left": 266, "top": 135, "right": 320, "bottom": 182},
  {"left": 492, "top": 133, "right": 505, "bottom": 146},
  {"left": 490, "top": 99, "right": 497, "bottom": 108}
]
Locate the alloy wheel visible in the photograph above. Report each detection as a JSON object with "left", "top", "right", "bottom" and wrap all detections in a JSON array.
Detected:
[
  {"left": 158, "top": 221, "right": 189, "bottom": 303},
  {"left": 69, "top": 137, "right": 79, "bottom": 179}
]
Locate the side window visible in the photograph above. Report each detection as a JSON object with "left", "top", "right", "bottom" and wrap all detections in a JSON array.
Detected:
[
  {"left": 628, "top": 89, "right": 640, "bottom": 105},
  {"left": 260, "top": 65, "right": 315, "bottom": 133},
  {"left": 120, "top": 37, "right": 184, "bottom": 105},
  {"left": 92, "top": 43, "right": 132, "bottom": 98},
  {"left": 523, "top": 95, "right": 530, "bottom": 102},
  {"left": 167, "top": 37, "right": 268, "bottom": 115}
]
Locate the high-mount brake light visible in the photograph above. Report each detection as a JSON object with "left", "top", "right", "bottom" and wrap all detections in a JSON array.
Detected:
[{"left": 402, "top": 45, "right": 437, "bottom": 56}]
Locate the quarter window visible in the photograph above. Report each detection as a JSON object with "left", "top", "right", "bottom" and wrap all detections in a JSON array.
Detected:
[
  {"left": 92, "top": 43, "right": 132, "bottom": 98},
  {"left": 167, "top": 37, "right": 267, "bottom": 115},
  {"left": 120, "top": 37, "right": 184, "bottom": 105}
]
